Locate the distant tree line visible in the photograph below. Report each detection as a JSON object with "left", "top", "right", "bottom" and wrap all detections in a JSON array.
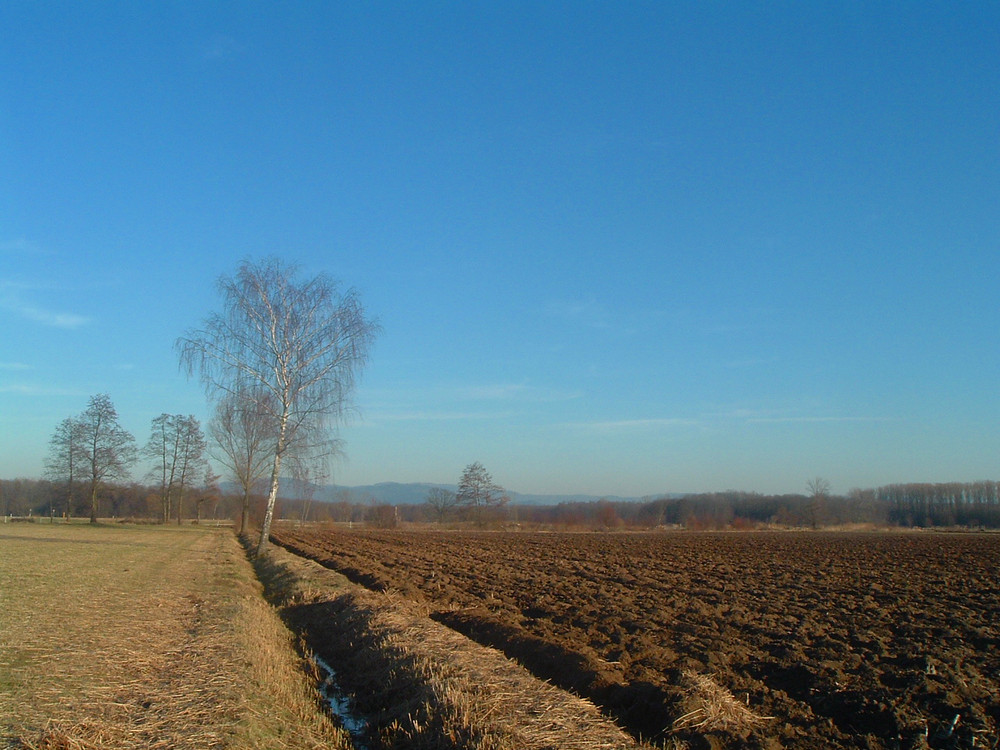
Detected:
[
  {"left": 547, "top": 490, "right": 885, "bottom": 530},
  {"left": 875, "top": 482, "right": 1000, "bottom": 527},
  {"left": 0, "top": 477, "right": 232, "bottom": 522},
  {"left": 4, "top": 478, "right": 1000, "bottom": 530},
  {"left": 525, "top": 484, "right": 1000, "bottom": 530},
  {"left": 410, "top": 481, "right": 1000, "bottom": 530}
]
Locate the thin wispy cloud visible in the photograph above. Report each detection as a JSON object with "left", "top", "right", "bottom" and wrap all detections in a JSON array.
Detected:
[
  {"left": 0, "top": 384, "right": 82, "bottom": 397},
  {"left": 457, "top": 383, "right": 584, "bottom": 402},
  {"left": 567, "top": 410, "right": 893, "bottom": 433},
  {"left": 1, "top": 280, "right": 92, "bottom": 329},
  {"left": 712, "top": 407, "right": 893, "bottom": 425},
  {"left": 360, "top": 381, "right": 579, "bottom": 425},
  {"left": 14, "top": 304, "right": 91, "bottom": 329},
  {"left": 717, "top": 408, "right": 771, "bottom": 420},
  {"left": 547, "top": 299, "right": 695, "bottom": 338},
  {"left": 565, "top": 417, "right": 698, "bottom": 432},
  {"left": 368, "top": 410, "right": 514, "bottom": 423},
  {"left": 746, "top": 416, "right": 893, "bottom": 424},
  {"left": 664, "top": 305, "right": 777, "bottom": 338},
  {"left": 0, "top": 362, "right": 32, "bottom": 371},
  {"left": 458, "top": 384, "right": 530, "bottom": 400}
]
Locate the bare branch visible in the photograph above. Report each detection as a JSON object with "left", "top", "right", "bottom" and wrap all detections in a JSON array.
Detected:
[{"left": 177, "top": 257, "right": 379, "bottom": 554}]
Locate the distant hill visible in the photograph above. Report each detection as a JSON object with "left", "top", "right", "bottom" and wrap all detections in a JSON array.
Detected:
[
  {"left": 326, "top": 482, "right": 655, "bottom": 506},
  {"left": 326, "top": 482, "right": 455, "bottom": 506},
  {"left": 248, "top": 479, "right": 658, "bottom": 506},
  {"left": 508, "top": 490, "right": 652, "bottom": 506}
]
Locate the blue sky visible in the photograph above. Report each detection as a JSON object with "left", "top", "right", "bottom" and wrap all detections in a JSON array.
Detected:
[{"left": 2, "top": 2, "right": 998, "bottom": 497}]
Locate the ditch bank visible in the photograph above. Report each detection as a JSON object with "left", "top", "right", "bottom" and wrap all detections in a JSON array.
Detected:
[{"left": 253, "top": 538, "right": 646, "bottom": 750}]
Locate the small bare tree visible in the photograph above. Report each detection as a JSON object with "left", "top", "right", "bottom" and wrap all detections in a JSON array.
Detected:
[
  {"left": 806, "top": 476, "right": 831, "bottom": 529},
  {"left": 178, "top": 257, "right": 379, "bottom": 555},
  {"left": 78, "top": 394, "right": 137, "bottom": 524},
  {"left": 146, "top": 413, "right": 177, "bottom": 523},
  {"left": 806, "top": 477, "right": 831, "bottom": 498},
  {"left": 425, "top": 486, "right": 458, "bottom": 523},
  {"left": 287, "top": 441, "right": 333, "bottom": 525},
  {"left": 194, "top": 469, "right": 221, "bottom": 523},
  {"left": 457, "top": 462, "right": 507, "bottom": 526},
  {"left": 173, "top": 415, "right": 207, "bottom": 525},
  {"left": 208, "top": 389, "right": 276, "bottom": 535},
  {"left": 281, "top": 411, "right": 340, "bottom": 525},
  {"left": 145, "top": 414, "right": 207, "bottom": 524},
  {"left": 45, "top": 416, "right": 85, "bottom": 519}
]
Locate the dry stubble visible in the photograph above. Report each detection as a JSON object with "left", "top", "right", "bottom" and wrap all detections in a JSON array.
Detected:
[{"left": 0, "top": 522, "right": 350, "bottom": 750}]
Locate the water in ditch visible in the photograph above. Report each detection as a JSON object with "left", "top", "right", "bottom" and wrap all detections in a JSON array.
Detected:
[{"left": 312, "top": 654, "right": 369, "bottom": 748}]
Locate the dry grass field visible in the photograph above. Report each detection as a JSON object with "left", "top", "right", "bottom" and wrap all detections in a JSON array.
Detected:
[{"left": 0, "top": 522, "right": 350, "bottom": 750}]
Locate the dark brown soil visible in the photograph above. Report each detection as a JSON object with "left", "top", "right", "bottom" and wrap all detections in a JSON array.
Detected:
[{"left": 271, "top": 528, "right": 1000, "bottom": 749}]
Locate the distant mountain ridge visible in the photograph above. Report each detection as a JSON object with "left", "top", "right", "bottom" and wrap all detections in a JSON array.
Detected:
[{"left": 262, "top": 479, "right": 655, "bottom": 506}]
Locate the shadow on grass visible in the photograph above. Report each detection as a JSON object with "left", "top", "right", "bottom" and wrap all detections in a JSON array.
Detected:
[
  {"left": 247, "top": 544, "right": 304, "bottom": 607},
  {"left": 250, "top": 555, "right": 479, "bottom": 748}
]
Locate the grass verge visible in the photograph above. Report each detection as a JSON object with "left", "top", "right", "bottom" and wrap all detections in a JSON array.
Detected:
[{"left": 0, "top": 522, "right": 351, "bottom": 750}]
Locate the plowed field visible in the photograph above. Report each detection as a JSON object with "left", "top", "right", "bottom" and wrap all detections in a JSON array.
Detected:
[{"left": 271, "top": 528, "right": 1000, "bottom": 749}]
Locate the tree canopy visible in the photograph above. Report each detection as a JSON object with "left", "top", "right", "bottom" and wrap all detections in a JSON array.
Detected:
[
  {"left": 178, "top": 257, "right": 379, "bottom": 554},
  {"left": 77, "top": 394, "right": 137, "bottom": 523},
  {"left": 457, "top": 461, "right": 507, "bottom": 525}
]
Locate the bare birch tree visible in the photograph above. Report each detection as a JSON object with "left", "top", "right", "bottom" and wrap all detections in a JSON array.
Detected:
[{"left": 178, "top": 257, "right": 379, "bottom": 555}]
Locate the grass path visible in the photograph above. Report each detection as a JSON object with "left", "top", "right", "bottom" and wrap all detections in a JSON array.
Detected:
[{"left": 0, "top": 522, "right": 351, "bottom": 749}]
